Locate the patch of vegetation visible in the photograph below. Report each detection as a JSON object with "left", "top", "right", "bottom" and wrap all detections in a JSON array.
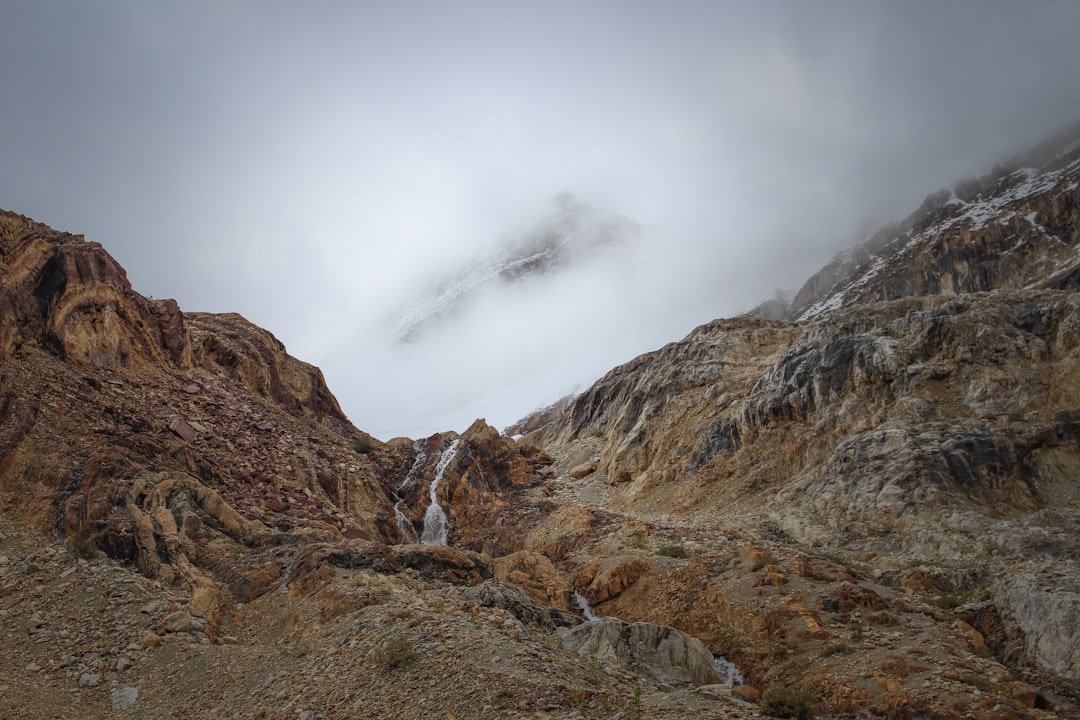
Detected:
[
  {"left": 752, "top": 553, "right": 778, "bottom": 571},
  {"left": 628, "top": 685, "right": 644, "bottom": 720},
  {"left": 66, "top": 537, "right": 99, "bottom": 560},
  {"left": 761, "top": 685, "right": 814, "bottom": 720},
  {"left": 958, "top": 673, "right": 992, "bottom": 690},
  {"left": 655, "top": 544, "right": 690, "bottom": 559},
  {"left": 588, "top": 429, "right": 607, "bottom": 440},
  {"left": 372, "top": 631, "right": 417, "bottom": 669},
  {"left": 819, "top": 643, "right": 853, "bottom": 658},
  {"left": 628, "top": 528, "right": 647, "bottom": 549},
  {"left": 353, "top": 437, "right": 376, "bottom": 454},
  {"left": 494, "top": 688, "right": 514, "bottom": 706},
  {"left": 936, "top": 591, "right": 972, "bottom": 610}
]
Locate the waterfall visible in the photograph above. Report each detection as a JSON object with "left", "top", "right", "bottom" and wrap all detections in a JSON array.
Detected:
[
  {"left": 392, "top": 440, "right": 428, "bottom": 545},
  {"left": 420, "top": 439, "right": 460, "bottom": 545},
  {"left": 714, "top": 655, "right": 744, "bottom": 686},
  {"left": 575, "top": 592, "right": 600, "bottom": 621},
  {"left": 394, "top": 500, "right": 418, "bottom": 544}
]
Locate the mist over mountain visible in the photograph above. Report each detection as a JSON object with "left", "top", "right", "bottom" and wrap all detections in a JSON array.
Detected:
[
  {"left": 5, "top": 2, "right": 1080, "bottom": 440},
  {"left": 392, "top": 192, "right": 642, "bottom": 344}
]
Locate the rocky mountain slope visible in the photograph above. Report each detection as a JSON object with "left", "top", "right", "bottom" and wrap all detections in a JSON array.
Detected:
[
  {"left": 391, "top": 192, "right": 640, "bottom": 343},
  {"left": 510, "top": 124, "right": 1080, "bottom": 714},
  {"left": 2, "top": 122, "right": 1080, "bottom": 720}
]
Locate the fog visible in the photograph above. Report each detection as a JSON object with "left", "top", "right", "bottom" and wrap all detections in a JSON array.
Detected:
[{"left": 4, "top": 1, "right": 1080, "bottom": 438}]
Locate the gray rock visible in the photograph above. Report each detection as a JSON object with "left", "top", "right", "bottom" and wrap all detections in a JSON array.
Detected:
[
  {"left": 160, "top": 610, "right": 193, "bottom": 633},
  {"left": 111, "top": 686, "right": 139, "bottom": 710},
  {"left": 998, "top": 573, "right": 1080, "bottom": 684},
  {"left": 463, "top": 579, "right": 581, "bottom": 630},
  {"left": 561, "top": 617, "right": 721, "bottom": 686}
]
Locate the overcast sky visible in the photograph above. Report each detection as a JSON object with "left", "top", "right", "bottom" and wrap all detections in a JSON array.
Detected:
[{"left": 4, "top": 1, "right": 1080, "bottom": 439}]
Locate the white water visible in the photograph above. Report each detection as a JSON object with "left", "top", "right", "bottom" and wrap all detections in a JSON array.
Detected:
[
  {"left": 575, "top": 591, "right": 600, "bottom": 621},
  {"left": 397, "top": 440, "right": 428, "bottom": 493},
  {"left": 420, "top": 439, "right": 460, "bottom": 545},
  {"left": 714, "top": 655, "right": 744, "bottom": 686},
  {"left": 394, "top": 499, "right": 418, "bottom": 544}
]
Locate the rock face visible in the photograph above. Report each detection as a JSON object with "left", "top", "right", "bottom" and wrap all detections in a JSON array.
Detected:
[
  {"left": 517, "top": 123, "right": 1080, "bottom": 697},
  {"left": 560, "top": 617, "right": 722, "bottom": 687},
  {"left": 788, "top": 120, "right": 1080, "bottom": 321},
  {"left": 998, "top": 573, "right": 1080, "bottom": 684},
  {"left": 0, "top": 210, "right": 394, "bottom": 630}
]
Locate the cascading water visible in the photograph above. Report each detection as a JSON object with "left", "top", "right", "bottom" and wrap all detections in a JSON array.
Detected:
[
  {"left": 394, "top": 500, "right": 418, "bottom": 544},
  {"left": 575, "top": 592, "right": 600, "bottom": 621},
  {"left": 714, "top": 655, "right": 744, "bottom": 686},
  {"left": 392, "top": 441, "right": 428, "bottom": 544},
  {"left": 420, "top": 439, "right": 460, "bottom": 545}
]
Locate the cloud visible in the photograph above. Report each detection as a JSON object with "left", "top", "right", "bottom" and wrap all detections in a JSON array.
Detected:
[{"left": 4, "top": 1, "right": 1080, "bottom": 438}]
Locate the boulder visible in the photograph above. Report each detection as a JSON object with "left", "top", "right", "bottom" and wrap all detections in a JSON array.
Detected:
[
  {"left": 463, "top": 579, "right": 580, "bottom": 630},
  {"left": 998, "top": 573, "right": 1080, "bottom": 685},
  {"left": 560, "top": 617, "right": 721, "bottom": 687}
]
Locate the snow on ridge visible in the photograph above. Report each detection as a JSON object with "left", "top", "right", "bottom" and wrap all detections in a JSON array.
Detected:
[{"left": 797, "top": 150, "right": 1079, "bottom": 323}]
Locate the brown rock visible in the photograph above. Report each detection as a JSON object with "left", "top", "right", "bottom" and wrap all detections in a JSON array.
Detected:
[
  {"left": 732, "top": 686, "right": 761, "bottom": 702},
  {"left": 569, "top": 460, "right": 596, "bottom": 479},
  {"left": 169, "top": 416, "right": 197, "bottom": 443},
  {"left": 955, "top": 619, "right": 988, "bottom": 654},
  {"left": 160, "top": 610, "right": 192, "bottom": 634},
  {"left": 493, "top": 550, "right": 571, "bottom": 611}
]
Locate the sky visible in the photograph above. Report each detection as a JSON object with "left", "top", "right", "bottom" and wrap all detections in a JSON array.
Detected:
[{"left": 4, "top": 1, "right": 1080, "bottom": 439}]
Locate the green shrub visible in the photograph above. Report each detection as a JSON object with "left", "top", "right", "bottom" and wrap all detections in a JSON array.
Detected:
[
  {"left": 353, "top": 437, "right": 375, "bottom": 454},
  {"left": 372, "top": 631, "right": 416, "bottom": 668},
  {"left": 936, "top": 591, "right": 971, "bottom": 610},
  {"left": 761, "top": 685, "right": 814, "bottom": 720},
  {"left": 66, "top": 537, "right": 99, "bottom": 560},
  {"left": 655, "top": 544, "right": 690, "bottom": 559}
]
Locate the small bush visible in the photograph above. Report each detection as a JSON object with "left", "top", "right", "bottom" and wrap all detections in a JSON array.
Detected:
[
  {"left": 66, "top": 537, "right": 99, "bottom": 560},
  {"left": 372, "top": 631, "right": 416, "bottom": 668},
  {"left": 353, "top": 437, "right": 375, "bottom": 454},
  {"left": 752, "top": 553, "right": 778, "bottom": 571},
  {"left": 588, "top": 430, "right": 607, "bottom": 439},
  {"left": 819, "top": 643, "right": 853, "bottom": 658},
  {"left": 761, "top": 685, "right": 814, "bottom": 720},
  {"left": 958, "top": 673, "right": 991, "bottom": 690},
  {"left": 628, "top": 528, "right": 647, "bottom": 549},
  {"left": 936, "top": 591, "right": 972, "bottom": 610},
  {"left": 655, "top": 544, "right": 690, "bottom": 559}
]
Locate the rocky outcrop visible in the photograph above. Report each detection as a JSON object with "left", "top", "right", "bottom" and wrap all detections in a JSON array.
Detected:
[
  {"left": 463, "top": 579, "right": 581, "bottom": 630},
  {"left": 0, "top": 208, "right": 398, "bottom": 628},
  {"left": 388, "top": 419, "right": 553, "bottom": 554},
  {"left": 560, "top": 617, "right": 722, "bottom": 687},
  {"left": 529, "top": 290, "right": 1080, "bottom": 557},
  {"left": 0, "top": 210, "right": 189, "bottom": 368},
  {"left": 998, "top": 573, "right": 1080, "bottom": 687},
  {"left": 788, "top": 121, "right": 1080, "bottom": 321}
]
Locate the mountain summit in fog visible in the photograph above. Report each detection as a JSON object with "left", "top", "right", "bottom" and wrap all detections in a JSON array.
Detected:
[{"left": 391, "top": 193, "right": 641, "bottom": 343}]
